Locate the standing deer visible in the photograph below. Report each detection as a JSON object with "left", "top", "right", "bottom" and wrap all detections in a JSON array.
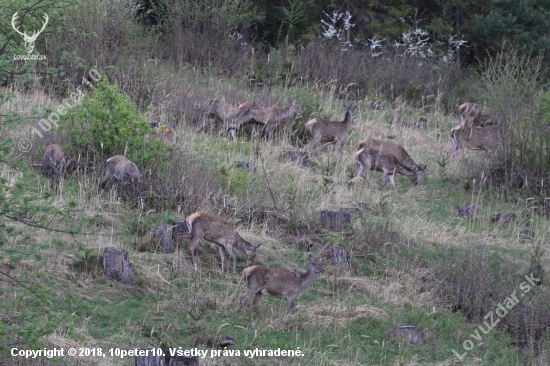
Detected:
[
  {"left": 98, "top": 155, "right": 145, "bottom": 198},
  {"left": 354, "top": 148, "right": 423, "bottom": 191},
  {"left": 242, "top": 98, "right": 303, "bottom": 140},
  {"left": 306, "top": 101, "right": 359, "bottom": 156},
  {"left": 42, "top": 144, "right": 65, "bottom": 192},
  {"left": 356, "top": 138, "right": 427, "bottom": 183},
  {"left": 447, "top": 124, "right": 501, "bottom": 159},
  {"left": 239, "top": 258, "right": 325, "bottom": 314},
  {"left": 181, "top": 212, "right": 261, "bottom": 273},
  {"left": 206, "top": 99, "right": 264, "bottom": 140}
]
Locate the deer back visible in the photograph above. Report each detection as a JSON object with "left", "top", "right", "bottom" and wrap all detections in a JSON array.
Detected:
[
  {"left": 355, "top": 148, "right": 419, "bottom": 184},
  {"left": 357, "top": 138, "right": 426, "bottom": 176},
  {"left": 455, "top": 124, "right": 501, "bottom": 151},
  {"left": 187, "top": 212, "right": 235, "bottom": 241},
  {"left": 107, "top": 155, "right": 142, "bottom": 183}
]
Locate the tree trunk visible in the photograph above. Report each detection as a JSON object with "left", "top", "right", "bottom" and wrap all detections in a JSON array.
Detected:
[{"left": 99, "top": 247, "right": 136, "bottom": 284}]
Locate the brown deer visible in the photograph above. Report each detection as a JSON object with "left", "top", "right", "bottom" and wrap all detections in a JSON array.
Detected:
[
  {"left": 98, "top": 155, "right": 145, "bottom": 197},
  {"left": 42, "top": 144, "right": 65, "bottom": 192},
  {"left": 239, "top": 258, "right": 325, "bottom": 314},
  {"left": 206, "top": 99, "right": 264, "bottom": 140},
  {"left": 356, "top": 138, "right": 427, "bottom": 183},
  {"left": 181, "top": 212, "right": 261, "bottom": 273},
  {"left": 447, "top": 124, "right": 501, "bottom": 159},
  {"left": 242, "top": 98, "right": 303, "bottom": 139},
  {"left": 305, "top": 101, "right": 359, "bottom": 156},
  {"left": 353, "top": 148, "right": 423, "bottom": 191},
  {"left": 155, "top": 125, "right": 176, "bottom": 146},
  {"left": 458, "top": 102, "right": 498, "bottom": 127}
]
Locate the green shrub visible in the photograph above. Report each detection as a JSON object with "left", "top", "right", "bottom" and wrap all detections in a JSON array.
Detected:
[{"left": 61, "top": 81, "right": 168, "bottom": 170}]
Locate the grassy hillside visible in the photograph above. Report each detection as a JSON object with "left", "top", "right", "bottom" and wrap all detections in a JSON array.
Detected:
[{"left": 1, "top": 69, "right": 549, "bottom": 366}]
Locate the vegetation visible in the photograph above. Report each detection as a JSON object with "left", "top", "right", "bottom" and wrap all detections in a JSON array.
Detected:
[{"left": 0, "top": 0, "right": 550, "bottom": 365}]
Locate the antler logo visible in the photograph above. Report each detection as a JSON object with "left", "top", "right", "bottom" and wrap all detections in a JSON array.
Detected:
[{"left": 12, "top": 12, "right": 49, "bottom": 55}]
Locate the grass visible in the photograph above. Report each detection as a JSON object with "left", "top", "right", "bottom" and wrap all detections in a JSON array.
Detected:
[{"left": 1, "top": 71, "right": 549, "bottom": 365}]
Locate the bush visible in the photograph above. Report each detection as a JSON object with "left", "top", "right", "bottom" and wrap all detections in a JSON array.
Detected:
[
  {"left": 61, "top": 81, "right": 168, "bottom": 171},
  {"left": 478, "top": 51, "right": 549, "bottom": 197}
]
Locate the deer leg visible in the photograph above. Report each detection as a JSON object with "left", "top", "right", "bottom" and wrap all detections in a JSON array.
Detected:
[
  {"left": 218, "top": 245, "right": 227, "bottom": 273},
  {"left": 239, "top": 290, "right": 256, "bottom": 312},
  {"left": 389, "top": 174, "right": 397, "bottom": 192},
  {"left": 230, "top": 129, "right": 237, "bottom": 141},
  {"left": 189, "top": 238, "right": 201, "bottom": 270},
  {"left": 253, "top": 292, "right": 263, "bottom": 311},
  {"left": 286, "top": 297, "right": 296, "bottom": 314},
  {"left": 226, "top": 245, "right": 237, "bottom": 273}
]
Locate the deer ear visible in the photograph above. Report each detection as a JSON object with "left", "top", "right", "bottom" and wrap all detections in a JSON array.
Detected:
[
  {"left": 288, "top": 98, "right": 295, "bottom": 104},
  {"left": 254, "top": 243, "right": 262, "bottom": 249},
  {"left": 343, "top": 100, "right": 348, "bottom": 108}
]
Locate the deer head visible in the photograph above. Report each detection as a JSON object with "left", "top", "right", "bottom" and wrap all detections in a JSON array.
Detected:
[{"left": 12, "top": 12, "right": 49, "bottom": 54}]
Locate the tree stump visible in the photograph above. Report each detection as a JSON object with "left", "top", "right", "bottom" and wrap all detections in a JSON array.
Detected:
[
  {"left": 394, "top": 325, "right": 423, "bottom": 345},
  {"left": 99, "top": 247, "right": 136, "bottom": 284},
  {"left": 320, "top": 210, "right": 352, "bottom": 233},
  {"left": 151, "top": 225, "right": 174, "bottom": 253},
  {"left": 168, "top": 355, "right": 199, "bottom": 366},
  {"left": 290, "top": 149, "right": 313, "bottom": 168},
  {"left": 492, "top": 213, "right": 517, "bottom": 226},
  {"left": 135, "top": 349, "right": 166, "bottom": 366},
  {"left": 329, "top": 244, "right": 351, "bottom": 268},
  {"left": 457, "top": 204, "right": 476, "bottom": 219}
]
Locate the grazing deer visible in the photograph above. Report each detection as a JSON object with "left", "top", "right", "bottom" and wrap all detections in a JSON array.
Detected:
[
  {"left": 243, "top": 98, "right": 303, "bottom": 139},
  {"left": 42, "top": 144, "right": 65, "bottom": 192},
  {"left": 155, "top": 125, "right": 176, "bottom": 146},
  {"left": 239, "top": 258, "right": 325, "bottom": 314},
  {"left": 305, "top": 101, "right": 359, "bottom": 156},
  {"left": 447, "top": 124, "right": 501, "bottom": 159},
  {"left": 458, "top": 102, "right": 498, "bottom": 128},
  {"left": 206, "top": 99, "right": 264, "bottom": 140},
  {"left": 182, "top": 212, "right": 261, "bottom": 273},
  {"left": 98, "top": 155, "right": 145, "bottom": 198},
  {"left": 354, "top": 148, "right": 423, "bottom": 191},
  {"left": 356, "top": 138, "right": 427, "bottom": 183}
]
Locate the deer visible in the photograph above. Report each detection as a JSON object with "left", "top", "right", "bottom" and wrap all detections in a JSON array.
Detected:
[
  {"left": 447, "top": 124, "right": 501, "bottom": 159},
  {"left": 42, "top": 144, "right": 65, "bottom": 192},
  {"left": 241, "top": 98, "right": 303, "bottom": 140},
  {"left": 305, "top": 101, "right": 359, "bottom": 157},
  {"left": 11, "top": 12, "right": 48, "bottom": 54},
  {"left": 206, "top": 99, "right": 264, "bottom": 140},
  {"left": 239, "top": 258, "right": 326, "bottom": 314},
  {"left": 155, "top": 124, "right": 176, "bottom": 146},
  {"left": 356, "top": 138, "right": 427, "bottom": 183},
  {"left": 353, "top": 147, "right": 423, "bottom": 191},
  {"left": 458, "top": 102, "right": 498, "bottom": 128},
  {"left": 98, "top": 155, "right": 146, "bottom": 198},
  {"left": 179, "top": 212, "right": 261, "bottom": 273}
]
